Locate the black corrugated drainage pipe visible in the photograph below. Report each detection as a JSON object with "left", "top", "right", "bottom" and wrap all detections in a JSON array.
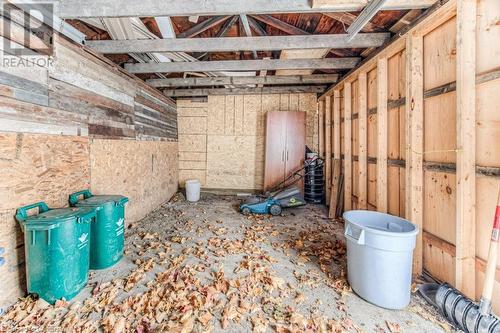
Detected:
[{"left": 419, "top": 283, "right": 500, "bottom": 333}]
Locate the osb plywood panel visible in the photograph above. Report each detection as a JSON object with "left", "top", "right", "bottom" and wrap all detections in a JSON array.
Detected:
[
  {"left": 243, "top": 95, "right": 262, "bottom": 136},
  {"left": 299, "top": 93, "right": 319, "bottom": 152},
  {"left": 179, "top": 170, "right": 206, "bottom": 187},
  {"left": 476, "top": 79, "right": 500, "bottom": 167},
  {"left": 178, "top": 117, "right": 207, "bottom": 135},
  {"left": 90, "top": 139, "right": 178, "bottom": 222},
  {"left": 423, "top": 171, "right": 456, "bottom": 245},
  {"left": 0, "top": 133, "right": 90, "bottom": 211},
  {"left": 207, "top": 95, "right": 226, "bottom": 135},
  {"left": 178, "top": 100, "right": 208, "bottom": 187},
  {"left": 178, "top": 152, "right": 207, "bottom": 162},
  {"left": 177, "top": 107, "right": 208, "bottom": 118},
  {"left": 424, "top": 92, "right": 457, "bottom": 163},
  {"left": 179, "top": 160, "right": 206, "bottom": 170},
  {"left": 423, "top": 17, "right": 456, "bottom": 90},
  {"left": 206, "top": 135, "right": 265, "bottom": 190},
  {"left": 178, "top": 93, "right": 318, "bottom": 190},
  {"left": 0, "top": 132, "right": 90, "bottom": 309},
  {"left": 476, "top": 0, "right": 500, "bottom": 74},
  {"left": 178, "top": 134, "right": 207, "bottom": 152}
]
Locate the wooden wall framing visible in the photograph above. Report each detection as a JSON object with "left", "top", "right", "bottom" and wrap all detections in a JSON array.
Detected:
[{"left": 319, "top": 0, "right": 500, "bottom": 312}]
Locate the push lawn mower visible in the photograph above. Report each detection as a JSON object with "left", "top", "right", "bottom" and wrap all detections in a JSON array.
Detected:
[{"left": 239, "top": 156, "right": 324, "bottom": 216}]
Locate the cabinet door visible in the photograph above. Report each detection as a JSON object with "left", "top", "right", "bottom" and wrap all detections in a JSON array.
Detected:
[
  {"left": 285, "top": 112, "right": 306, "bottom": 190},
  {"left": 264, "top": 112, "right": 287, "bottom": 191}
]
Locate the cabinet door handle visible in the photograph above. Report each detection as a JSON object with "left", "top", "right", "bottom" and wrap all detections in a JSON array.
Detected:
[{"left": 286, "top": 150, "right": 289, "bottom": 161}]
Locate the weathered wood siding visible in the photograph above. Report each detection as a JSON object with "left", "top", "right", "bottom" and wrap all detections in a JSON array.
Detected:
[{"left": 0, "top": 27, "right": 178, "bottom": 310}]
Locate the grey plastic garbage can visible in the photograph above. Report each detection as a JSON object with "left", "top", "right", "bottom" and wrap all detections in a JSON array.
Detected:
[{"left": 343, "top": 210, "right": 419, "bottom": 310}]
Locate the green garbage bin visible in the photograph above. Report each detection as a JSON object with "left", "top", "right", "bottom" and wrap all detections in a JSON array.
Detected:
[
  {"left": 15, "top": 202, "right": 96, "bottom": 304},
  {"left": 69, "top": 190, "right": 129, "bottom": 270}
]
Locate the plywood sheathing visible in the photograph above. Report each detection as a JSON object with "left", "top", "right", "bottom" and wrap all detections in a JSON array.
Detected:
[
  {"left": 90, "top": 139, "right": 179, "bottom": 222},
  {"left": 178, "top": 93, "right": 318, "bottom": 190},
  {"left": 0, "top": 133, "right": 90, "bottom": 308}
]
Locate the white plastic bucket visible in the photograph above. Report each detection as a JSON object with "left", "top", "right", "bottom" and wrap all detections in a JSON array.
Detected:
[
  {"left": 185, "top": 179, "right": 201, "bottom": 202},
  {"left": 343, "top": 210, "right": 419, "bottom": 310}
]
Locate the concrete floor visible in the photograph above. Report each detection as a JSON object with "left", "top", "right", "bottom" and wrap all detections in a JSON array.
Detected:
[{"left": 1, "top": 193, "right": 453, "bottom": 332}]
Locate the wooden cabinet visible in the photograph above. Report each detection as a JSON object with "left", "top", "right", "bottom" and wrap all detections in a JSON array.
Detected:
[{"left": 264, "top": 111, "right": 306, "bottom": 191}]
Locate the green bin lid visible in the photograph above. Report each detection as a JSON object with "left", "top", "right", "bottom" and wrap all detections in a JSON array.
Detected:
[
  {"left": 21, "top": 207, "right": 96, "bottom": 230},
  {"left": 74, "top": 195, "right": 129, "bottom": 207}
]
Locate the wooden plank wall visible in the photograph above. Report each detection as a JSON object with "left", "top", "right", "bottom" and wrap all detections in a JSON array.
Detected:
[
  {"left": 318, "top": 0, "right": 500, "bottom": 313},
  {"left": 178, "top": 93, "right": 318, "bottom": 190},
  {"left": 0, "top": 26, "right": 178, "bottom": 310},
  {"left": 0, "top": 35, "right": 177, "bottom": 141}
]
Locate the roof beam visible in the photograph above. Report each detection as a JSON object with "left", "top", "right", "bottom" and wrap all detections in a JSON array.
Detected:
[
  {"left": 250, "top": 15, "right": 309, "bottom": 35},
  {"left": 247, "top": 16, "right": 267, "bottom": 36},
  {"left": 55, "top": 0, "right": 436, "bottom": 18},
  {"left": 239, "top": 14, "right": 258, "bottom": 59},
  {"left": 323, "top": 12, "right": 382, "bottom": 32},
  {"left": 163, "top": 85, "right": 327, "bottom": 97},
  {"left": 196, "top": 15, "right": 238, "bottom": 60},
  {"left": 125, "top": 58, "right": 359, "bottom": 73},
  {"left": 147, "top": 74, "right": 339, "bottom": 87},
  {"left": 85, "top": 33, "right": 390, "bottom": 53},
  {"left": 177, "top": 16, "right": 230, "bottom": 38},
  {"left": 346, "top": 0, "right": 388, "bottom": 41}
]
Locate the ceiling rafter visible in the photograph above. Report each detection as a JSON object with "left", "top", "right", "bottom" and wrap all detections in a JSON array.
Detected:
[
  {"left": 239, "top": 14, "right": 258, "bottom": 59},
  {"left": 146, "top": 74, "right": 339, "bottom": 88},
  {"left": 250, "top": 14, "right": 310, "bottom": 36},
  {"left": 196, "top": 15, "right": 239, "bottom": 61},
  {"left": 163, "top": 85, "right": 326, "bottom": 97},
  {"left": 322, "top": 12, "right": 383, "bottom": 32},
  {"left": 177, "top": 16, "right": 231, "bottom": 38},
  {"left": 346, "top": 0, "right": 388, "bottom": 41},
  {"left": 85, "top": 33, "right": 390, "bottom": 53},
  {"left": 124, "top": 57, "right": 360, "bottom": 73},
  {"left": 56, "top": 0, "right": 436, "bottom": 18}
]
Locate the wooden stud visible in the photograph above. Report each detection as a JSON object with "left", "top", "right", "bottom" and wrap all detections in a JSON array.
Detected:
[
  {"left": 319, "top": 0, "right": 458, "bottom": 100},
  {"left": 333, "top": 90, "right": 341, "bottom": 160},
  {"left": 344, "top": 83, "right": 353, "bottom": 211},
  {"left": 358, "top": 72, "right": 368, "bottom": 210},
  {"left": 455, "top": 0, "right": 476, "bottom": 299},
  {"left": 405, "top": 34, "right": 424, "bottom": 276},
  {"left": 325, "top": 95, "right": 332, "bottom": 203},
  {"left": 377, "top": 58, "right": 388, "bottom": 213},
  {"left": 319, "top": 100, "right": 325, "bottom": 159}
]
